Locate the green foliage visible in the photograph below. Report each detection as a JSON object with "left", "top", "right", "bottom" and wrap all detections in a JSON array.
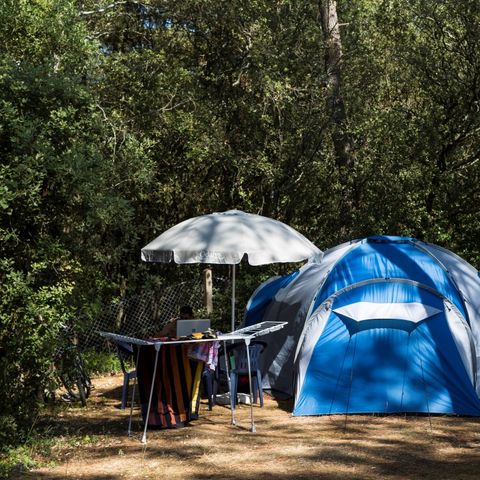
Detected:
[
  {"left": 82, "top": 351, "right": 122, "bottom": 376},
  {"left": 0, "top": 0, "right": 103, "bottom": 447},
  {"left": 0, "top": 259, "right": 75, "bottom": 446},
  {"left": 0, "top": 424, "right": 59, "bottom": 478},
  {"left": 332, "top": 0, "right": 480, "bottom": 260},
  {"left": 2, "top": 0, "right": 480, "bottom": 452},
  {"left": 0, "top": 443, "right": 38, "bottom": 479}
]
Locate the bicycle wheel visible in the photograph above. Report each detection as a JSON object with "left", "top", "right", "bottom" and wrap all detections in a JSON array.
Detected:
[
  {"left": 58, "top": 373, "right": 83, "bottom": 402},
  {"left": 58, "top": 354, "right": 92, "bottom": 405},
  {"left": 76, "top": 377, "right": 87, "bottom": 407},
  {"left": 74, "top": 356, "right": 92, "bottom": 406}
]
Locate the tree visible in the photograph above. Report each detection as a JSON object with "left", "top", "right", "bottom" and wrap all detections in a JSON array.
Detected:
[
  {"left": 318, "top": 0, "right": 355, "bottom": 238},
  {"left": 77, "top": 0, "right": 342, "bottom": 249},
  {"left": 0, "top": 0, "right": 108, "bottom": 444}
]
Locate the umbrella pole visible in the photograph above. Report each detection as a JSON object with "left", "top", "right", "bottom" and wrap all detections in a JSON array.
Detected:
[{"left": 231, "top": 264, "right": 236, "bottom": 332}]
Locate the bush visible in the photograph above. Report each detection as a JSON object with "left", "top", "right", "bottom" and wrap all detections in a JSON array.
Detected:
[
  {"left": 82, "top": 350, "right": 122, "bottom": 376},
  {"left": 0, "top": 259, "right": 75, "bottom": 448}
]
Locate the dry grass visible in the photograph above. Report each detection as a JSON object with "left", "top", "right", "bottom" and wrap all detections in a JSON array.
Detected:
[{"left": 17, "top": 374, "right": 480, "bottom": 479}]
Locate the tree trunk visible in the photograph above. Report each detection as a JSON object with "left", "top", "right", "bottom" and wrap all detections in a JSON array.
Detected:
[{"left": 319, "top": 0, "right": 355, "bottom": 236}]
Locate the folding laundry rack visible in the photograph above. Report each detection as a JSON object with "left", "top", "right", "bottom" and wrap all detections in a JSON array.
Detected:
[{"left": 100, "top": 321, "right": 286, "bottom": 443}]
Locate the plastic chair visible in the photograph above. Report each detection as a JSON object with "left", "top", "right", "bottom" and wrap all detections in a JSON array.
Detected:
[
  {"left": 116, "top": 341, "right": 137, "bottom": 410},
  {"left": 228, "top": 341, "right": 265, "bottom": 410},
  {"left": 202, "top": 367, "right": 217, "bottom": 410},
  {"left": 188, "top": 341, "right": 220, "bottom": 410}
]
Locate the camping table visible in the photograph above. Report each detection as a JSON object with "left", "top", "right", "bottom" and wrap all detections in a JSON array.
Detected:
[{"left": 100, "top": 321, "right": 286, "bottom": 443}]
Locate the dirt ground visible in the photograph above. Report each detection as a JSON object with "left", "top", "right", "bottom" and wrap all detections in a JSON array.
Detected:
[{"left": 15, "top": 374, "right": 480, "bottom": 479}]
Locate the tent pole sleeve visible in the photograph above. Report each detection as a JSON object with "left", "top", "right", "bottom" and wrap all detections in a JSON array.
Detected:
[
  {"left": 344, "top": 335, "right": 357, "bottom": 432},
  {"left": 419, "top": 351, "right": 433, "bottom": 432}
]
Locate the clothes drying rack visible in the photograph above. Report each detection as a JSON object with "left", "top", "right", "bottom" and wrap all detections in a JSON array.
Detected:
[{"left": 100, "top": 321, "right": 286, "bottom": 443}]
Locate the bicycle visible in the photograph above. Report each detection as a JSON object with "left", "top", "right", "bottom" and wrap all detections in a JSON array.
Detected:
[{"left": 52, "top": 324, "right": 93, "bottom": 406}]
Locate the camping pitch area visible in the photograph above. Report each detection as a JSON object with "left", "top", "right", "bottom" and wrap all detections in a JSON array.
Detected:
[{"left": 11, "top": 373, "right": 480, "bottom": 479}]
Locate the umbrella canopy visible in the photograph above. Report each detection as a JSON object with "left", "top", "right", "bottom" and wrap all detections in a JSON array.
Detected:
[
  {"left": 141, "top": 209, "right": 322, "bottom": 330},
  {"left": 141, "top": 209, "right": 322, "bottom": 266}
]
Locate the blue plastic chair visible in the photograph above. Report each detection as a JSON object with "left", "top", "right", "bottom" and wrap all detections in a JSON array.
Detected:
[
  {"left": 229, "top": 342, "right": 265, "bottom": 410},
  {"left": 116, "top": 341, "right": 137, "bottom": 410},
  {"left": 202, "top": 367, "right": 217, "bottom": 410}
]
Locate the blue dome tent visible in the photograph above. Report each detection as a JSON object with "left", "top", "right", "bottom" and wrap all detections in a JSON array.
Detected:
[{"left": 244, "top": 236, "right": 480, "bottom": 416}]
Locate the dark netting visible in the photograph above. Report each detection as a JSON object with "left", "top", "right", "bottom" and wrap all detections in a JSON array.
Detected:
[{"left": 75, "top": 278, "right": 227, "bottom": 353}]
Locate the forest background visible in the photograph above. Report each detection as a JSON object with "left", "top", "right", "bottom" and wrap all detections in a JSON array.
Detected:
[{"left": 1, "top": 0, "right": 480, "bottom": 452}]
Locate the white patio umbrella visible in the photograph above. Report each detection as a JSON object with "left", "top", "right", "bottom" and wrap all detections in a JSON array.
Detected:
[{"left": 141, "top": 209, "right": 322, "bottom": 331}]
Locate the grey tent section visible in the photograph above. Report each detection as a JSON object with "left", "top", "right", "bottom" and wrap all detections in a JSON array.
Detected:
[
  {"left": 249, "top": 241, "right": 355, "bottom": 395},
  {"left": 420, "top": 242, "right": 480, "bottom": 367}
]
